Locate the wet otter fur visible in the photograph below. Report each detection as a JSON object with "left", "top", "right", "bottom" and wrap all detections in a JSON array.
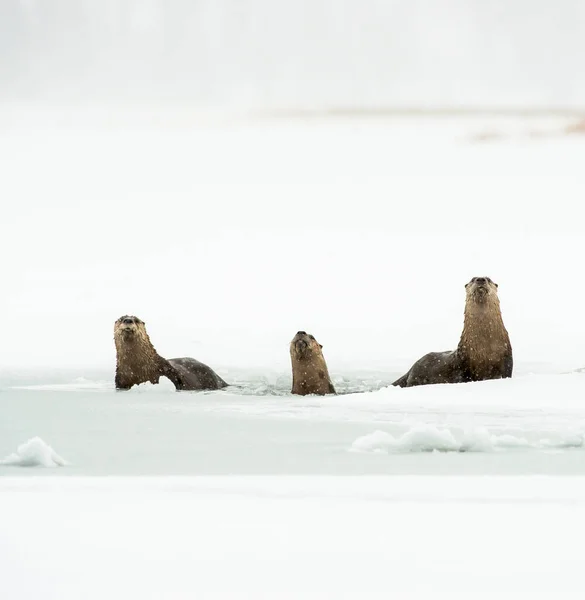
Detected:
[
  {"left": 114, "top": 315, "right": 228, "bottom": 391},
  {"left": 393, "top": 277, "right": 513, "bottom": 387},
  {"left": 290, "top": 331, "right": 336, "bottom": 395}
]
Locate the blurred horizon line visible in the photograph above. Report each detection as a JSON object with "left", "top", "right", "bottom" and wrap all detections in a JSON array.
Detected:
[{"left": 1, "top": 103, "right": 584, "bottom": 117}]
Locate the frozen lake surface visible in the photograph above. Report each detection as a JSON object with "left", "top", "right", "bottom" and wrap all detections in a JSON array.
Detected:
[{"left": 2, "top": 368, "right": 585, "bottom": 475}]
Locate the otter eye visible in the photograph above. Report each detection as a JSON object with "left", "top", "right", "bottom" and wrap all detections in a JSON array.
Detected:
[{"left": 309, "top": 335, "right": 315, "bottom": 340}]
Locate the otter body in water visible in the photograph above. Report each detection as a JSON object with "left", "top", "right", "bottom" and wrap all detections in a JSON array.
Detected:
[
  {"left": 114, "top": 316, "right": 228, "bottom": 391},
  {"left": 393, "top": 277, "right": 513, "bottom": 388},
  {"left": 290, "top": 331, "right": 336, "bottom": 396}
]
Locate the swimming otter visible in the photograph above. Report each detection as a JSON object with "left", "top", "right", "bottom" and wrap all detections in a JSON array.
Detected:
[
  {"left": 290, "top": 331, "right": 336, "bottom": 395},
  {"left": 114, "top": 315, "right": 228, "bottom": 391},
  {"left": 393, "top": 277, "right": 513, "bottom": 387}
]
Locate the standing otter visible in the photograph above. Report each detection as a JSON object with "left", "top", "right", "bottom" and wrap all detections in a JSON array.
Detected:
[
  {"left": 114, "top": 315, "right": 228, "bottom": 391},
  {"left": 393, "top": 277, "right": 513, "bottom": 387},
  {"left": 290, "top": 331, "right": 336, "bottom": 396}
]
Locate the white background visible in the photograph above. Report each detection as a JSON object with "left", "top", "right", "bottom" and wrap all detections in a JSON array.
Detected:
[{"left": 2, "top": 0, "right": 585, "bottom": 109}]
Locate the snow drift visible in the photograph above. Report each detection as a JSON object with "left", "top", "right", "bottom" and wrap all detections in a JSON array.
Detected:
[
  {"left": 350, "top": 425, "right": 585, "bottom": 454},
  {"left": 0, "top": 437, "right": 68, "bottom": 468}
]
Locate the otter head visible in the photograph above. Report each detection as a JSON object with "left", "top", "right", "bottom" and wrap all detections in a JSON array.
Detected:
[
  {"left": 465, "top": 276, "right": 498, "bottom": 304},
  {"left": 290, "top": 330, "right": 323, "bottom": 360},
  {"left": 114, "top": 315, "right": 145, "bottom": 342}
]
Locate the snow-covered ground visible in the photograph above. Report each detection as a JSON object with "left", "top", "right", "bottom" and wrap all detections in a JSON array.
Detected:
[
  {"left": 1, "top": 476, "right": 585, "bottom": 599},
  {"left": 2, "top": 109, "right": 585, "bottom": 596},
  {"left": 1, "top": 109, "right": 585, "bottom": 373}
]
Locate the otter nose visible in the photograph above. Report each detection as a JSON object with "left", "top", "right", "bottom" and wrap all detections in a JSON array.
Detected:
[
  {"left": 123, "top": 318, "right": 134, "bottom": 325},
  {"left": 297, "top": 331, "right": 307, "bottom": 336},
  {"left": 475, "top": 277, "right": 487, "bottom": 285}
]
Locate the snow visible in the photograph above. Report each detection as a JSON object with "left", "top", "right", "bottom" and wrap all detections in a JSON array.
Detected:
[
  {"left": 1, "top": 108, "right": 585, "bottom": 596},
  {"left": 4, "top": 5, "right": 585, "bottom": 596},
  {"left": 1, "top": 476, "right": 584, "bottom": 600},
  {"left": 350, "top": 425, "right": 585, "bottom": 454},
  {"left": 1, "top": 112, "right": 585, "bottom": 375},
  {"left": 352, "top": 426, "right": 477, "bottom": 453},
  {"left": 1, "top": 111, "right": 584, "bottom": 478},
  {"left": 0, "top": 437, "right": 68, "bottom": 468}
]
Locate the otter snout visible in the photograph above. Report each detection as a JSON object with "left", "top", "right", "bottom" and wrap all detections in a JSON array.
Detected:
[
  {"left": 291, "top": 331, "right": 314, "bottom": 356},
  {"left": 467, "top": 276, "right": 495, "bottom": 291},
  {"left": 296, "top": 339, "right": 308, "bottom": 351},
  {"left": 466, "top": 276, "right": 499, "bottom": 304},
  {"left": 115, "top": 315, "right": 142, "bottom": 337}
]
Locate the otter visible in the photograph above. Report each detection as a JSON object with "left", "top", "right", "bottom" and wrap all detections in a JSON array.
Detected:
[
  {"left": 114, "top": 315, "right": 228, "bottom": 391},
  {"left": 393, "top": 277, "right": 513, "bottom": 388},
  {"left": 290, "top": 331, "right": 336, "bottom": 396}
]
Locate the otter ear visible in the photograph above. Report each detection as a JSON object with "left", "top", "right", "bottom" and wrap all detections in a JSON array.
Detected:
[{"left": 319, "top": 344, "right": 323, "bottom": 349}]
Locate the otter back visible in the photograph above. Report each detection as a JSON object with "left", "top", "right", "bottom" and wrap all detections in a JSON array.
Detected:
[{"left": 167, "top": 357, "right": 228, "bottom": 391}]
